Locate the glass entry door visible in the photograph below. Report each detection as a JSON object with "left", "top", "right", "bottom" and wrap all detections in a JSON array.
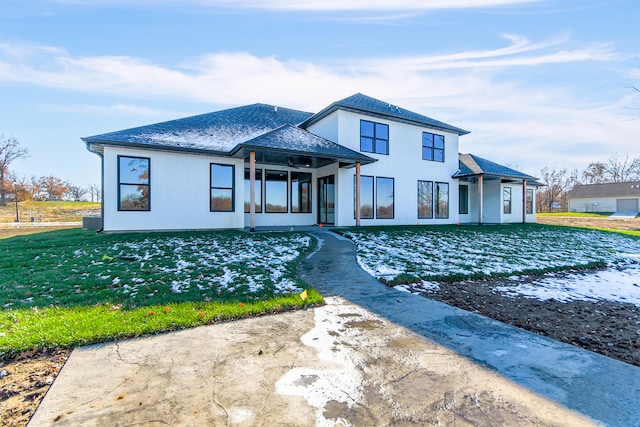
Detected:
[{"left": 318, "top": 175, "right": 335, "bottom": 225}]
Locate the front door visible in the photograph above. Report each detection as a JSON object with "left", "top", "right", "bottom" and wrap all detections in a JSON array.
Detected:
[{"left": 318, "top": 175, "right": 335, "bottom": 225}]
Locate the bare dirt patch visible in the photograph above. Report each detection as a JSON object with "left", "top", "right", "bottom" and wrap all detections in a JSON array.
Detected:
[
  {"left": 537, "top": 215, "right": 640, "bottom": 231},
  {"left": 0, "top": 349, "right": 71, "bottom": 427},
  {"left": 0, "top": 224, "right": 80, "bottom": 240}
]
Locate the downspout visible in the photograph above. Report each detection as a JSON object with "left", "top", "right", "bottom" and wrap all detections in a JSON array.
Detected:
[{"left": 84, "top": 141, "right": 104, "bottom": 232}]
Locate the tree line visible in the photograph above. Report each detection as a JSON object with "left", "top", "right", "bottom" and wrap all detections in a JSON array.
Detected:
[
  {"left": 536, "top": 153, "right": 640, "bottom": 213},
  {"left": 0, "top": 134, "right": 100, "bottom": 206}
]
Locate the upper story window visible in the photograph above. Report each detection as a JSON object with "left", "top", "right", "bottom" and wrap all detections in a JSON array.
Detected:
[
  {"left": 118, "top": 156, "right": 150, "bottom": 211},
  {"left": 360, "top": 120, "right": 389, "bottom": 155},
  {"left": 422, "top": 132, "right": 445, "bottom": 162}
]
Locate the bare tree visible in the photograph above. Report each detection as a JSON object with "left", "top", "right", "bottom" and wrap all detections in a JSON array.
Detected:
[
  {"left": 537, "top": 167, "right": 578, "bottom": 212},
  {"left": 0, "top": 135, "right": 29, "bottom": 206},
  {"left": 88, "top": 184, "right": 101, "bottom": 202},
  {"left": 67, "top": 185, "right": 87, "bottom": 201},
  {"left": 603, "top": 153, "right": 640, "bottom": 182},
  {"left": 581, "top": 162, "right": 607, "bottom": 184}
]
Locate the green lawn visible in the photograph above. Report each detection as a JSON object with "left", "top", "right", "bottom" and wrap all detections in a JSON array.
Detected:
[
  {"left": 336, "top": 224, "right": 640, "bottom": 285},
  {"left": 0, "top": 229, "right": 321, "bottom": 359}
]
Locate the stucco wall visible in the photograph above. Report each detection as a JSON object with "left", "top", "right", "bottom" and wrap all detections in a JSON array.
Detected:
[{"left": 103, "top": 146, "right": 244, "bottom": 231}]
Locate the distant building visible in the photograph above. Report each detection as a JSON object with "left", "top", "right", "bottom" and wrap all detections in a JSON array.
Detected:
[{"left": 567, "top": 182, "right": 640, "bottom": 214}]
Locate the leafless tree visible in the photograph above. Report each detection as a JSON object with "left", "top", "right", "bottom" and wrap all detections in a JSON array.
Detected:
[
  {"left": 0, "top": 135, "right": 29, "bottom": 206},
  {"left": 581, "top": 162, "right": 607, "bottom": 184},
  {"left": 537, "top": 167, "right": 578, "bottom": 212},
  {"left": 67, "top": 185, "right": 87, "bottom": 201},
  {"left": 603, "top": 153, "right": 640, "bottom": 182},
  {"left": 88, "top": 184, "right": 101, "bottom": 202}
]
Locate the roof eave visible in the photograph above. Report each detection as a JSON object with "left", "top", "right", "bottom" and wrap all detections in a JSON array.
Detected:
[{"left": 81, "top": 137, "right": 232, "bottom": 157}]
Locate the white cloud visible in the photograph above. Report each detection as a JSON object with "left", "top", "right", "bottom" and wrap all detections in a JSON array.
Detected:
[{"left": 1, "top": 35, "right": 637, "bottom": 174}]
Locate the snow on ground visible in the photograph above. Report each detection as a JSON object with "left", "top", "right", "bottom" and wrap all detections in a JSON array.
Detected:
[{"left": 341, "top": 227, "right": 640, "bottom": 306}]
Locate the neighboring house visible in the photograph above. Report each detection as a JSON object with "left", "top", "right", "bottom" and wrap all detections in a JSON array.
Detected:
[
  {"left": 567, "top": 182, "right": 640, "bottom": 214},
  {"left": 83, "top": 93, "right": 539, "bottom": 232}
]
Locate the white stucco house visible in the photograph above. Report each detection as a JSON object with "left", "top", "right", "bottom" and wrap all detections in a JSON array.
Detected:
[
  {"left": 83, "top": 93, "right": 539, "bottom": 232},
  {"left": 567, "top": 182, "right": 640, "bottom": 214}
]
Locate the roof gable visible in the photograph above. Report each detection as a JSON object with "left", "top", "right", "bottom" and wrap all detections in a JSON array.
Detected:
[
  {"left": 454, "top": 153, "right": 536, "bottom": 181},
  {"left": 83, "top": 104, "right": 313, "bottom": 153},
  {"left": 300, "top": 93, "right": 470, "bottom": 135}
]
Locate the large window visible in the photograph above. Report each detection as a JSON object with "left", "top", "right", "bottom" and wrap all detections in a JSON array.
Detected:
[
  {"left": 422, "top": 132, "right": 445, "bottom": 162},
  {"left": 459, "top": 184, "right": 469, "bottom": 214},
  {"left": 417, "top": 180, "right": 433, "bottom": 219},
  {"left": 435, "top": 182, "right": 449, "bottom": 219},
  {"left": 265, "top": 170, "right": 288, "bottom": 213},
  {"left": 210, "top": 164, "right": 235, "bottom": 212},
  {"left": 118, "top": 156, "right": 150, "bottom": 211},
  {"left": 503, "top": 187, "right": 512, "bottom": 214},
  {"left": 526, "top": 188, "right": 534, "bottom": 214},
  {"left": 291, "top": 172, "right": 312, "bottom": 213},
  {"left": 244, "top": 168, "right": 262, "bottom": 213},
  {"left": 354, "top": 175, "right": 374, "bottom": 219},
  {"left": 360, "top": 120, "right": 389, "bottom": 155},
  {"left": 376, "top": 177, "right": 394, "bottom": 219}
]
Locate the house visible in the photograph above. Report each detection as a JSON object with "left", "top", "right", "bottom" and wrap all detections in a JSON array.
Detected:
[
  {"left": 82, "top": 93, "right": 539, "bottom": 232},
  {"left": 567, "top": 182, "right": 640, "bottom": 214}
]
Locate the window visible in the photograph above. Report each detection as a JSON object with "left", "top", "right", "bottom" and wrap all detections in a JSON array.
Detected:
[
  {"left": 422, "top": 132, "right": 445, "bottom": 162},
  {"left": 503, "top": 187, "right": 512, "bottom": 214},
  {"left": 291, "top": 172, "right": 312, "bottom": 213},
  {"left": 118, "top": 156, "right": 150, "bottom": 211},
  {"left": 360, "top": 120, "right": 389, "bottom": 155},
  {"left": 526, "top": 188, "right": 534, "bottom": 214},
  {"left": 244, "top": 168, "right": 262, "bottom": 213},
  {"left": 459, "top": 184, "right": 469, "bottom": 214},
  {"left": 354, "top": 175, "right": 374, "bottom": 219},
  {"left": 210, "top": 164, "right": 235, "bottom": 212},
  {"left": 376, "top": 177, "right": 394, "bottom": 219},
  {"left": 435, "top": 182, "right": 449, "bottom": 219},
  {"left": 417, "top": 180, "right": 433, "bottom": 219},
  {"left": 265, "top": 170, "right": 288, "bottom": 213}
]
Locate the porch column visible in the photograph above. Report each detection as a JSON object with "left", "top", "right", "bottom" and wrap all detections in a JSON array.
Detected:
[
  {"left": 355, "top": 162, "right": 361, "bottom": 227},
  {"left": 522, "top": 179, "right": 527, "bottom": 224},
  {"left": 477, "top": 175, "right": 483, "bottom": 225},
  {"left": 249, "top": 150, "right": 256, "bottom": 232}
]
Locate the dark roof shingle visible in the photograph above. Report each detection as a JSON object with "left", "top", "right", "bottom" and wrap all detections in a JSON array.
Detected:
[
  {"left": 567, "top": 182, "right": 640, "bottom": 198},
  {"left": 300, "top": 93, "right": 470, "bottom": 135},
  {"left": 454, "top": 153, "right": 537, "bottom": 181}
]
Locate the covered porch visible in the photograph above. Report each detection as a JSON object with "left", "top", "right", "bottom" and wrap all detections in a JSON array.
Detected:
[
  {"left": 229, "top": 125, "right": 376, "bottom": 230},
  {"left": 454, "top": 154, "right": 540, "bottom": 224}
]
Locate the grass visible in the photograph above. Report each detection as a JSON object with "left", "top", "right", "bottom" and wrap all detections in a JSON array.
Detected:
[
  {"left": 0, "top": 200, "right": 100, "bottom": 223},
  {"left": 335, "top": 224, "right": 640, "bottom": 285},
  {"left": 0, "top": 229, "right": 322, "bottom": 359},
  {"left": 537, "top": 212, "right": 613, "bottom": 217}
]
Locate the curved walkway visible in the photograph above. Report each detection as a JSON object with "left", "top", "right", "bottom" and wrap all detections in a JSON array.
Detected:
[{"left": 299, "top": 231, "right": 640, "bottom": 427}]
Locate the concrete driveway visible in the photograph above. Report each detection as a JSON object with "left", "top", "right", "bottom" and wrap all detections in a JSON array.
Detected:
[{"left": 29, "top": 296, "right": 593, "bottom": 426}]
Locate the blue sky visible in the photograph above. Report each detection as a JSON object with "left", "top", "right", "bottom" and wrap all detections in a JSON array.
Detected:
[{"left": 1, "top": 0, "right": 638, "bottom": 187}]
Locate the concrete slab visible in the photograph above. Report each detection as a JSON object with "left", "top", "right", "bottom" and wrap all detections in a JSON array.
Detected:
[{"left": 29, "top": 297, "right": 593, "bottom": 427}]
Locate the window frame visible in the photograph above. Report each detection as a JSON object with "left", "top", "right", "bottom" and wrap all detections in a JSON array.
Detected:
[
  {"left": 265, "top": 170, "right": 289, "bottom": 213},
  {"left": 117, "top": 155, "right": 150, "bottom": 212},
  {"left": 526, "top": 188, "right": 534, "bottom": 215},
  {"left": 210, "top": 163, "right": 235, "bottom": 212},
  {"left": 291, "top": 172, "right": 312, "bottom": 213},
  {"left": 354, "top": 175, "right": 375, "bottom": 219},
  {"left": 360, "top": 120, "right": 389, "bottom": 155},
  {"left": 375, "top": 176, "right": 395, "bottom": 219},
  {"left": 503, "top": 186, "right": 512, "bottom": 214},
  {"left": 244, "top": 168, "right": 263, "bottom": 214},
  {"left": 422, "top": 132, "right": 445, "bottom": 163},
  {"left": 417, "top": 180, "right": 433, "bottom": 219},
  {"left": 459, "top": 184, "right": 469, "bottom": 215},
  {"left": 435, "top": 182, "right": 449, "bottom": 219}
]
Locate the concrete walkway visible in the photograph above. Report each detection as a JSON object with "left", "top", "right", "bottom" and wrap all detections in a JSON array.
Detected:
[
  {"left": 29, "top": 230, "right": 639, "bottom": 426},
  {"left": 299, "top": 231, "right": 640, "bottom": 427}
]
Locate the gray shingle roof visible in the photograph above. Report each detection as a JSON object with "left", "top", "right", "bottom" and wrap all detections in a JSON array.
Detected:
[
  {"left": 82, "top": 104, "right": 314, "bottom": 154},
  {"left": 300, "top": 93, "right": 470, "bottom": 135},
  {"left": 567, "top": 182, "right": 640, "bottom": 198},
  {"left": 454, "top": 153, "right": 537, "bottom": 181}
]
